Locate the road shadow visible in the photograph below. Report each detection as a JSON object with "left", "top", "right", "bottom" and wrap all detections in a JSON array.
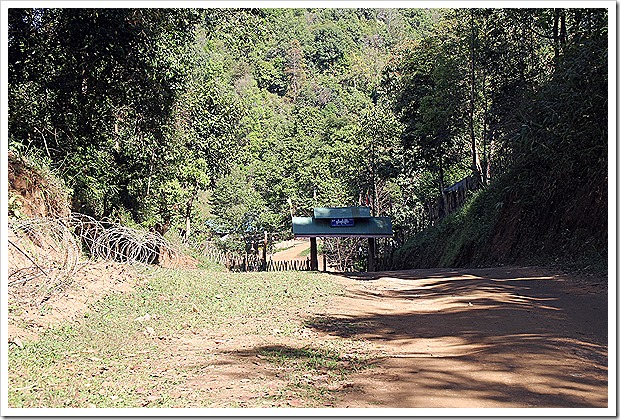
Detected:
[
  {"left": 305, "top": 267, "right": 608, "bottom": 407},
  {"left": 327, "top": 266, "right": 607, "bottom": 342},
  {"left": 226, "top": 344, "right": 380, "bottom": 406}
]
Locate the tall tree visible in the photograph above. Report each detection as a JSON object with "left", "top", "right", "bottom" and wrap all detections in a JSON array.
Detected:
[
  {"left": 285, "top": 39, "right": 308, "bottom": 102},
  {"left": 8, "top": 8, "right": 201, "bottom": 224}
]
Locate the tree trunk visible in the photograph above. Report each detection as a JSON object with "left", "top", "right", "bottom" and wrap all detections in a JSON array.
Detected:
[
  {"left": 553, "top": 9, "right": 560, "bottom": 59},
  {"left": 469, "top": 10, "right": 482, "bottom": 185},
  {"left": 146, "top": 149, "right": 155, "bottom": 197},
  {"left": 183, "top": 188, "right": 198, "bottom": 243},
  {"left": 183, "top": 210, "right": 191, "bottom": 243},
  {"left": 438, "top": 151, "right": 446, "bottom": 220},
  {"left": 481, "top": 72, "right": 490, "bottom": 186},
  {"left": 486, "top": 138, "right": 494, "bottom": 184},
  {"left": 367, "top": 237, "right": 376, "bottom": 272},
  {"left": 371, "top": 131, "right": 377, "bottom": 216},
  {"left": 262, "top": 231, "right": 268, "bottom": 271},
  {"left": 559, "top": 10, "right": 567, "bottom": 44}
]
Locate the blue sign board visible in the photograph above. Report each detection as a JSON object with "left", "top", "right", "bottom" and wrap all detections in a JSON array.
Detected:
[{"left": 330, "top": 218, "right": 355, "bottom": 227}]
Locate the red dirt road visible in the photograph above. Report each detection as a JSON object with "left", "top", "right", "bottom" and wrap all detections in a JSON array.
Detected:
[
  {"left": 319, "top": 266, "right": 609, "bottom": 408},
  {"left": 270, "top": 240, "right": 310, "bottom": 261}
]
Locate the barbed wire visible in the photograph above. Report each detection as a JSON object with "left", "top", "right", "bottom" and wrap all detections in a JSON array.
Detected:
[
  {"left": 68, "top": 213, "right": 179, "bottom": 265},
  {"left": 8, "top": 217, "right": 80, "bottom": 302},
  {"left": 8, "top": 213, "right": 182, "bottom": 303}
]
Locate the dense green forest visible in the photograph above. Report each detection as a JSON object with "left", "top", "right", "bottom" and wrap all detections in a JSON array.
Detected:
[{"left": 8, "top": 7, "right": 608, "bottom": 270}]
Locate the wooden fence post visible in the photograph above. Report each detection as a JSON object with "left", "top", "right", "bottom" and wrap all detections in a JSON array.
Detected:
[{"left": 262, "top": 231, "right": 268, "bottom": 271}]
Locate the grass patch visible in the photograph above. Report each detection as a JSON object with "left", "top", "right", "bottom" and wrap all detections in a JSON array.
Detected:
[
  {"left": 297, "top": 244, "right": 323, "bottom": 258},
  {"left": 8, "top": 267, "right": 346, "bottom": 408},
  {"left": 258, "top": 345, "right": 369, "bottom": 374},
  {"left": 256, "top": 343, "right": 374, "bottom": 406},
  {"left": 272, "top": 244, "right": 295, "bottom": 253}
]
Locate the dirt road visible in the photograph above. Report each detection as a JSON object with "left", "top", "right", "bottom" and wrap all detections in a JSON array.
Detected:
[
  {"left": 320, "top": 266, "right": 608, "bottom": 408},
  {"left": 270, "top": 240, "right": 310, "bottom": 261},
  {"left": 10, "top": 264, "right": 608, "bottom": 409}
]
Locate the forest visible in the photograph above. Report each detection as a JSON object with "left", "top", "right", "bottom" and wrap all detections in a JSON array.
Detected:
[{"left": 7, "top": 7, "right": 608, "bottom": 271}]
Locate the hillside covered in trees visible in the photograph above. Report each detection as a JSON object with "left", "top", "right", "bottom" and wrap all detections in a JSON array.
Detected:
[{"left": 8, "top": 7, "right": 608, "bottom": 271}]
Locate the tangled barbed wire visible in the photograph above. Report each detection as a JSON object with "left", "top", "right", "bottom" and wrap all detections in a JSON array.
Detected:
[
  {"left": 8, "top": 217, "right": 80, "bottom": 289},
  {"left": 8, "top": 213, "right": 182, "bottom": 303},
  {"left": 69, "top": 213, "right": 178, "bottom": 265}
]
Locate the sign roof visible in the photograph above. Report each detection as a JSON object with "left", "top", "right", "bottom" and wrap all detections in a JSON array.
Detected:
[
  {"left": 313, "top": 206, "right": 372, "bottom": 219},
  {"left": 292, "top": 216, "right": 393, "bottom": 238}
]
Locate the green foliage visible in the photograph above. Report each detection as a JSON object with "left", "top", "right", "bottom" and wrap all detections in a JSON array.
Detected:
[
  {"left": 210, "top": 165, "right": 287, "bottom": 252},
  {"left": 8, "top": 193, "right": 24, "bottom": 219},
  {"left": 9, "top": 8, "right": 201, "bottom": 224},
  {"left": 254, "top": 58, "right": 287, "bottom": 95},
  {"left": 309, "top": 23, "right": 348, "bottom": 70},
  {"left": 392, "top": 9, "right": 607, "bottom": 271},
  {"left": 8, "top": 7, "right": 607, "bottom": 272}
]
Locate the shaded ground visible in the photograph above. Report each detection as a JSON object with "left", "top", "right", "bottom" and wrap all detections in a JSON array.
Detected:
[{"left": 313, "top": 266, "right": 608, "bottom": 408}]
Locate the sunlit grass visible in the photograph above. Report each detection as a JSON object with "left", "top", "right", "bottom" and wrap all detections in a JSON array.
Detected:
[{"left": 8, "top": 267, "right": 345, "bottom": 408}]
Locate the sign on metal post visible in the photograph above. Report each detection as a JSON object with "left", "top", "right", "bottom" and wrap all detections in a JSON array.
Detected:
[{"left": 330, "top": 218, "right": 354, "bottom": 227}]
